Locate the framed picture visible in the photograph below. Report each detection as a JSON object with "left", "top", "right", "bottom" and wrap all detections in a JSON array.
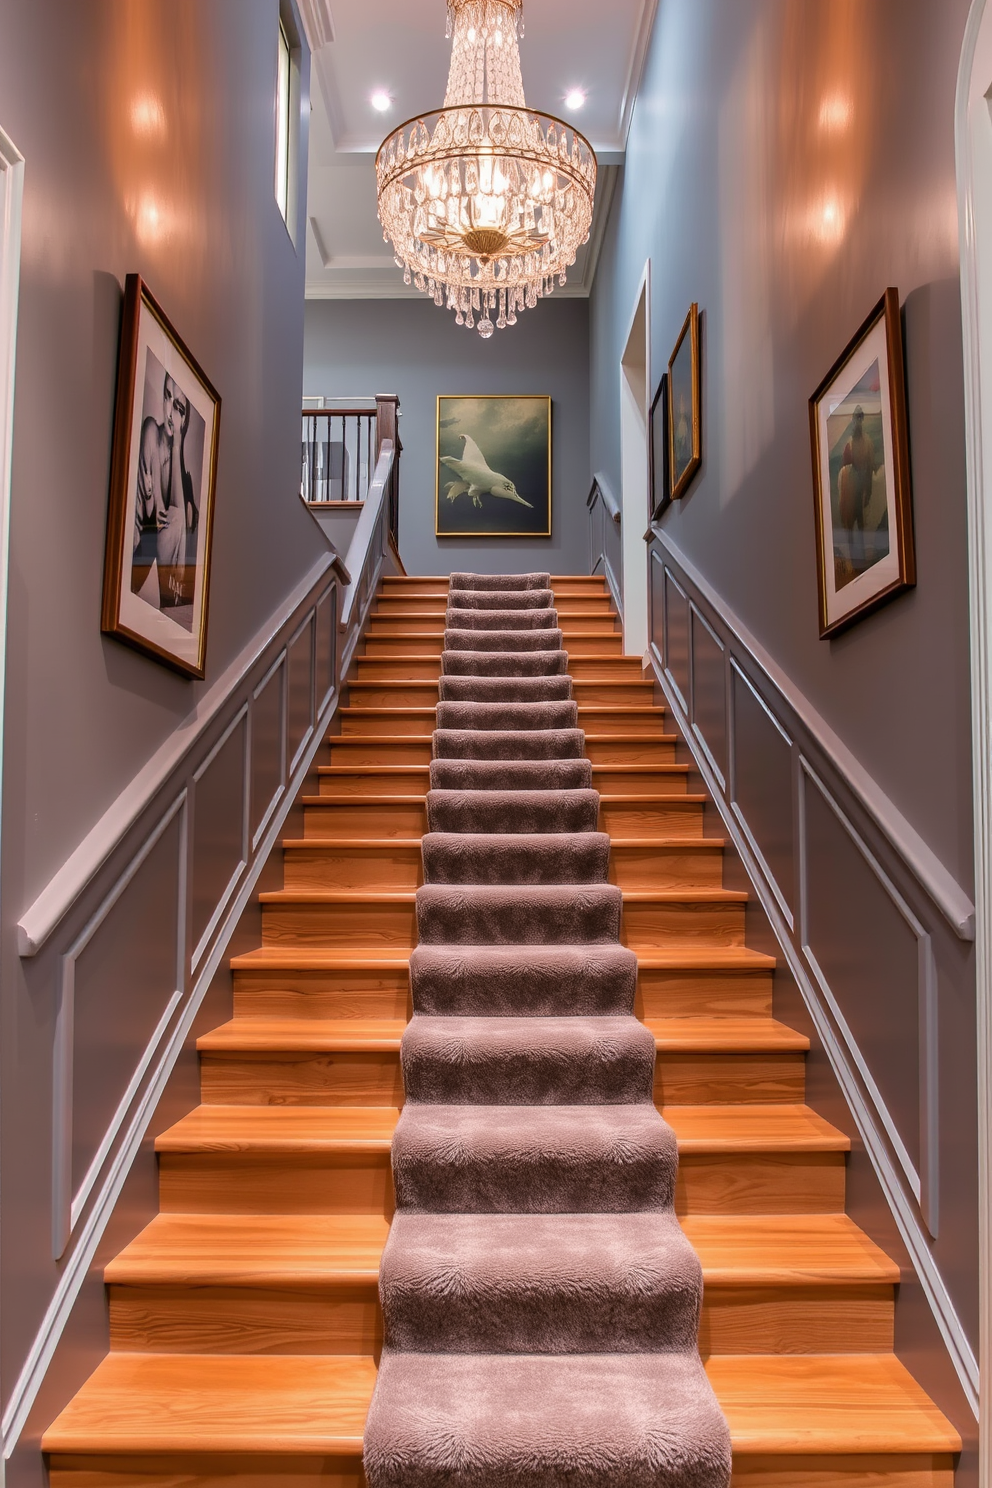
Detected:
[
  {"left": 102, "top": 275, "right": 221, "bottom": 678},
  {"left": 435, "top": 394, "right": 551, "bottom": 537},
  {"left": 809, "top": 288, "right": 915, "bottom": 638},
  {"left": 649, "top": 372, "right": 671, "bottom": 523},
  {"left": 668, "top": 303, "right": 701, "bottom": 500}
]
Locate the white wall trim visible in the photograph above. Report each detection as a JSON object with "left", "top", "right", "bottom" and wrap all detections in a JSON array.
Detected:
[
  {"left": 617, "top": 0, "right": 658, "bottom": 147},
  {"left": 647, "top": 640, "right": 980, "bottom": 1418},
  {"left": 956, "top": 0, "right": 992, "bottom": 1474},
  {"left": 619, "top": 261, "right": 651, "bottom": 656},
  {"left": 660, "top": 536, "right": 975, "bottom": 941},
  {"left": 17, "top": 553, "right": 334, "bottom": 958}
]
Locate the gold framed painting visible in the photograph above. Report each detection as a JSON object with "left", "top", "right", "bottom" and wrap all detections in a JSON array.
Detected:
[
  {"left": 668, "top": 303, "right": 701, "bottom": 501},
  {"left": 101, "top": 274, "right": 222, "bottom": 678},
  {"left": 435, "top": 394, "right": 552, "bottom": 537},
  {"left": 808, "top": 288, "right": 915, "bottom": 638}
]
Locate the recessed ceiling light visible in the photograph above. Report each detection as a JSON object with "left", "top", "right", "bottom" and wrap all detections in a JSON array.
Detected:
[
  {"left": 564, "top": 88, "right": 586, "bottom": 111},
  {"left": 370, "top": 90, "right": 392, "bottom": 113}
]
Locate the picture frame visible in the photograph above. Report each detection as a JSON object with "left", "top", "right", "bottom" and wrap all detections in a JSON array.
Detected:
[
  {"left": 649, "top": 372, "right": 671, "bottom": 523},
  {"left": 435, "top": 394, "right": 552, "bottom": 538},
  {"left": 101, "top": 274, "right": 222, "bottom": 678},
  {"left": 808, "top": 288, "right": 915, "bottom": 639},
  {"left": 668, "top": 303, "right": 701, "bottom": 501}
]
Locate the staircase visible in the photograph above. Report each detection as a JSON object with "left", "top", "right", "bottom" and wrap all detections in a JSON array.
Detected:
[{"left": 44, "top": 573, "right": 961, "bottom": 1487}]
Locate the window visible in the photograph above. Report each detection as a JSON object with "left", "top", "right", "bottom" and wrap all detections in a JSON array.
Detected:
[{"left": 275, "top": 19, "right": 292, "bottom": 224}]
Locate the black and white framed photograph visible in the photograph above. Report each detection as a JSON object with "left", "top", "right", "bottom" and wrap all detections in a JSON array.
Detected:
[{"left": 102, "top": 274, "right": 221, "bottom": 678}]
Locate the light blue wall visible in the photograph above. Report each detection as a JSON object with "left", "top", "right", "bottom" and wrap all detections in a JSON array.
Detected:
[
  {"left": 591, "top": 0, "right": 974, "bottom": 893},
  {"left": 304, "top": 296, "right": 591, "bottom": 576}
]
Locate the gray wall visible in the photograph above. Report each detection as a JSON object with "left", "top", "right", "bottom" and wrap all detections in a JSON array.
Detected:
[
  {"left": 591, "top": 0, "right": 975, "bottom": 895},
  {"left": 304, "top": 297, "right": 591, "bottom": 576},
  {"left": 0, "top": 0, "right": 325, "bottom": 1453}
]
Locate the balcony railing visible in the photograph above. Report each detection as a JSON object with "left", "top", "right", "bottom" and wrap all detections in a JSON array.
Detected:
[{"left": 301, "top": 393, "right": 401, "bottom": 548}]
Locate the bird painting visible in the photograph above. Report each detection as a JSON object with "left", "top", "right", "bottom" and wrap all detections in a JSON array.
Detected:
[{"left": 440, "top": 435, "right": 533, "bottom": 509}]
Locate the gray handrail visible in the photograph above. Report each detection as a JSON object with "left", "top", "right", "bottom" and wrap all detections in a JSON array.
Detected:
[
  {"left": 587, "top": 473, "right": 621, "bottom": 525},
  {"left": 340, "top": 440, "right": 395, "bottom": 631}
]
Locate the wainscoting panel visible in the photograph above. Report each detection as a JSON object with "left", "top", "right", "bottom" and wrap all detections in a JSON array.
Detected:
[
  {"left": 287, "top": 612, "right": 315, "bottom": 774},
  {"left": 250, "top": 654, "right": 286, "bottom": 848},
  {"left": 316, "top": 583, "right": 336, "bottom": 714},
  {"left": 730, "top": 661, "right": 795, "bottom": 926},
  {"left": 190, "top": 710, "right": 248, "bottom": 962},
  {"left": 641, "top": 532, "right": 978, "bottom": 1413}
]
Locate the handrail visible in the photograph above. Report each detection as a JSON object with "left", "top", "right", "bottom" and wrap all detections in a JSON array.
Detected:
[
  {"left": 587, "top": 472, "right": 621, "bottom": 525},
  {"left": 340, "top": 440, "right": 394, "bottom": 632}
]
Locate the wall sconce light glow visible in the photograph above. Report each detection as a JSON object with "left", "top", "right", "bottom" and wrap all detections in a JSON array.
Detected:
[
  {"left": 134, "top": 193, "right": 169, "bottom": 246},
  {"left": 564, "top": 89, "right": 586, "bottom": 111},
  {"left": 130, "top": 93, "right": 167, "bottom": 138},
  {"left": 370, "top": 90, "right": 392, "bottom": 112},
  {"left": 809, "top": 194, "right": 846, "bottom": 245},
  {"left": 818, "top": 93, "right": 853, "bottom": 133}
]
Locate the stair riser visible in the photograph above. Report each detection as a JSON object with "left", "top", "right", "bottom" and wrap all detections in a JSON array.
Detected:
[
  {"left": 622, "top": 902, "right": 746, "bottom": 948},
  {"left": 367, "top": 620, "right": 621, "bottom": 637},
  {"left": 158, "top": 1153, "right": 393, "bottom": 1215},
  {"left": 197, "top": 1049, "right": 802, "bottom": 1107},
  {"left": 636, "top": 969, "right": 774, "bottom": 1019},
  {"left": 568, "top": 657, "right": 643, "bottom": 678},
  {"left": 700, "top": 1285, "right": 894, "bottom": 1355},
  {"left": 340, "top": 712, "right": 433, "bottom": 737},
  {"left": 374, "top": 598, "right": 615, "bottom": 616},
  {"left": 654, "top": 1054, "right": 806, "bottom": 1104},
  {"left": 304, "top": 802, "right": 427, "bottom": 838},
  {"left": 327, "top": 739, "right": 433, "bottom": 766},
  {"left": 355, "top": 659, "right": 443, "bottom": 681},
  {"left": 49, "top": 1454, "right": 367, "bottom": 1488},
  {"left": 364, "top": 637, "right": 445, "bottom": 656},
  {"left": 610, "top": 847, "right": 723, "bottom": 889},
  {"left": 595, "top": 768, "right": 683, "bottom": 792},
  {"left": 108, "top": 1285, "right": 382, "bottom": 1355},
  {"left": 676, "top": 1153, "right": 847, "bottom": 1215},
  {"left": 261, "top": 901, "right": 417, "bottom": 950},
  {"left": 581, "top": 711, "right": 668, "bottom": 733},
  {"left": 729, "top": 1453, "right": 955, "bottom": 1486},
  {"left": 601, "top": 801, "right": 704, "bottom": 836},
  {"left": 283, "top": 846, "right": 423, "bottom": 891},
  {"left": 585, "top": 739, "right": 677, "bottom": 764},
  {"left": 345, "top": 683, "right": 654, "bottom": 708},
  {"left": 317, "top": 771, "right": 429, "bottom": 797},
  {"left": 233, "top": 967, "right": 411, "bottom": 1021}
]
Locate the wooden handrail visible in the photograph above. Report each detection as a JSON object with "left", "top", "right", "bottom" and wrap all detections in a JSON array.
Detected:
[
  {"left": 587, "top": 473, "right": 621, "bottom": 525},
  {"left": 340, "top": 440, "right": 395, "bottom": 631}
]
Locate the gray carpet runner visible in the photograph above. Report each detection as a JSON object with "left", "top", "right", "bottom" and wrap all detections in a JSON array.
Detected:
[{"left": 364, "top": 573, "right": 731, "bottom": 1488}]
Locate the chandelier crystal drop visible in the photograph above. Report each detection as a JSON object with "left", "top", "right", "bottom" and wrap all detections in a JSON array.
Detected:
[{"left": 375, "top": 0, "right": 596, "bottom": 336}]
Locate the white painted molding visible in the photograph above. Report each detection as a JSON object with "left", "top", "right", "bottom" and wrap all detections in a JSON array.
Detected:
[
  {"left": 660, "top": 536, "right": 976, "bottom": 941},
  {"left": 647, "top": 641, "right": 980, "bottom": 1418},
  {"left": 955, "top": 0, "right": 992, "bottom": 1475},
  {"left": 17, "top": 554, "right": 334, "bottom": 958},
  {"left": 297, "top": 0, "right": 334, "bottom": 51},
  {"left": 618, "top": 0, "right": 658, "bottom": 147}
]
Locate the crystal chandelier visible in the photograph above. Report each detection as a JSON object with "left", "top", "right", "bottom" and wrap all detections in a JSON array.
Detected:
[{"left": 375, "top": 0, "right": 597, "bottom": 337}]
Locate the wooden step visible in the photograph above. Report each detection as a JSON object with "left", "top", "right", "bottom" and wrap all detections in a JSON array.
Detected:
[
  {"left": 685, "top": 1213, "right": 898, "bottom": 1356},
  {"left": 579, "top": 706, "right": 667, "bottom": 734},
  {"left": 155, "top": 1106, "right": 399, "bottom": 1215},
  {"left": 282, "top": 840, "right": 423, "bottom": 891},
  {"left": 231, "top": 950, "right": 412, "bottom": 1020},
  {"left": 368, "top": 612, "right": 622, "bottom": 635},
  {"left": 259, "top": 891, "right": 418, "bottom": 951},
  {"left": 373, "top": 595, "right": 616, "bottom": 616},
  {"left": 198, "top": 1019, "right": 405, "bottom": 1107},
  {"left": 709, "top": 1353, "right": 959, "bottom": 1483},
  {"left": 303, "top": 796, "right": 427, "bottom": 839},
  {"left": 610, "top": 837, "right": 724, "bottom": 889},
  {"left": 568, "top": 655, "right": 645, "bottom": 678},
  {"left": 317, "top": 766, "right": 430, "bottom": 798},
  {"left": 648, "top": 1018, "right": 807, "bottom": 1104},
  {"left": 344, "top": 680, "right": 655, "bottom": 707},
  {"left": 599, "top": 794, "right": 707, "bottom": 837},
  {"left": 622, "top": 889, "right": 748, "bottom": 949},
  {"left": 636, "top": 948, "right": 776, "bottom": 1019},
  {"left": 665, "top": 1105, "right": 850, "bottom": 1215},
  {"left": 326, "top": 735, "right": 433, "bottom": 766},
  {"left": 106, "top": 1213, "right": 388, "bottom": 1355},
  {"left": 354, "top": 655, "right": 443, "bottom": 681},
  {"left": 338, "top": 707, "right": 435, "bottom": 737},
  {"left": 585, "top": 735, "right": 679, "bottom": 764}
]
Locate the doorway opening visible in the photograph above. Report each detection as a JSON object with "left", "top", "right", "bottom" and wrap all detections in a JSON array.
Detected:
[{"left": 619, "top": 264, "right": 650, "bottom": 655}]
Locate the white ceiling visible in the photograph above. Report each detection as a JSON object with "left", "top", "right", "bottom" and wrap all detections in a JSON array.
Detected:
[{"left": 301, "top": 0, "right": 656, "bottom": 300}]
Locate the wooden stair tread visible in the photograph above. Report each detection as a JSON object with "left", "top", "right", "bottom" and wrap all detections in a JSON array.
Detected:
[
  {"left": 664, "top": 1104, "right": 850, "bottom": 1152},
  {"left": 198, "top": 1018, "right": 406, "bottom": 1052},
  {"left": 107, "top": 1214, "right": 389, "bottom": 1285},
  {"left": 230, "top": 947, "right": 411, "bottom": 970},
  {"left": 681, "top": 1214, "right": 900, "bottom": 1284},
  {"left": 636, "top": 947, "right": 776, "bottom": 969},
  {"left": 156, "top": 1105, "right": 400, "bottom": 1152},
  {"left": 301, "top": 793, "right": 427, "bottom": 805},
  {"left": 707, "top": 1354, "right": 960, "bottom": 1453},
  {"left": 644, "top": 1017, "right": 809, "bottom": 1052},
  {"left": 259, "top": 887, "right": 747, "bottom": 905},
  {"left": 42, "top": 1352, "right": 375, "bottom": 1454}
]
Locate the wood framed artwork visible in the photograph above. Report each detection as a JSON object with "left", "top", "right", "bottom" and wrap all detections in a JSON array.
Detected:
[
  {"left": 668, "top": 303, "right": 701, "bottom": 500},
  {"left": 101, "top": 274, "right": 221, "bottom": 678},
  {"left": 435, "top": 394, "right": 552, "bottom": 537},
  {"left": 808, "top": 288, "right": 915, "bottom": 638},
  {"left": 649, "top": 372, "right": 671, "bottom": 523}
]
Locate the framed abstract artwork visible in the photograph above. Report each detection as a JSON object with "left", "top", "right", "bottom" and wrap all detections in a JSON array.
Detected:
[
  {"left": 668, "top": 303, "right": 701, "bottom": 500},
  {"left": 649, "top": 372, "right": 671, "bottom": 523},
  {"left": 808, "top": 288, "right": 915, "bottom": 638},
  {"left": 435, "top": 394, "right": 552, "bottom": 537},
  {"left": 102, "top": 274, "right": 222, "bottom": 678}
]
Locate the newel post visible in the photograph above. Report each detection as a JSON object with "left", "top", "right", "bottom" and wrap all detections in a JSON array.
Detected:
[{"left": 375, "top": 394, "right": 401, "bottom": 548}]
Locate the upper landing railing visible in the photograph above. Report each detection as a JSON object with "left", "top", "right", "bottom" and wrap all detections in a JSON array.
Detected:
[{"left": 301, "top": 393, "right": 401, "bottom": 548}]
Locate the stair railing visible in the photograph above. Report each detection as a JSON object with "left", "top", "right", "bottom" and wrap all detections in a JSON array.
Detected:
[
  {"left": 587, "top": 473, "right": 623, "bottom": 616},
  {"left": 339, "top": 438, "right": 396, "bottom": 673},
  {"left": 301, "top": 393, "right": 402, "bottom": 550}
]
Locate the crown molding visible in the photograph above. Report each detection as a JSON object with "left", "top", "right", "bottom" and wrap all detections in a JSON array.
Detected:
[{"left": 298, "top": 0, "right": 334, "bottom": 51}]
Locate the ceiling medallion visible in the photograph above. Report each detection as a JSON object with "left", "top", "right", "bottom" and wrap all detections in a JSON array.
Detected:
[{"left": 375, "top": 0, "right": 597, "bottom": 337}]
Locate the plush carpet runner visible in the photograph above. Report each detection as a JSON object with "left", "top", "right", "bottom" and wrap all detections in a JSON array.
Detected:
[{"left": 364, "top": 572, "right": 731, "bottom": 1488}]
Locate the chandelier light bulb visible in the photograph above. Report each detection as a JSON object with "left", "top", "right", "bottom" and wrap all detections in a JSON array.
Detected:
[{"left": 375, "top": 0, "right": 597, "bottom": 336}]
